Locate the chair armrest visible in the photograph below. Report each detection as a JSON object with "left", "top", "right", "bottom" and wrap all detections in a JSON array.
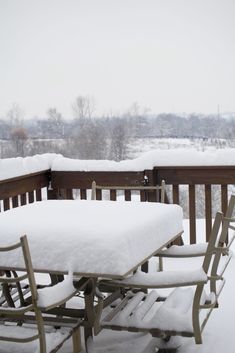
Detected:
[{"left": 157, "top": 243, "right": 208, "bottom": 258}]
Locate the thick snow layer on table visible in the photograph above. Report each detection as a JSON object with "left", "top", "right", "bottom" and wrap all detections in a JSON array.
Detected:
[
  {"left": 0, "top": 200, "right": 183, "bottom": 277},
  {"left": 0, "top": 153, "right": 59, "bottom": 181}
]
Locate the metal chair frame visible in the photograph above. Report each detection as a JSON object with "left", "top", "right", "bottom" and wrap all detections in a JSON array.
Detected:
[
  {"left": 100, "top": 206, "right": 234, "bottom": 350},
  {"left": 91, "top": 179, "right": 166, "bottom": 203},
  {"left": 0, "top": 235, "right": 82, "bottom": 353}
]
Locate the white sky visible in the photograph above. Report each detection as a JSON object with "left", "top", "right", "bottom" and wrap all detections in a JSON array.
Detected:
[{"left": 0, "top": 0, "right": 235, "bottom": 119}]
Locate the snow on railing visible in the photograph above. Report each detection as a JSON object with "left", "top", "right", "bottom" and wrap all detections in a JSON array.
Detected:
[{"left": 2, "top": 148, "right": 235, "bottom": 181}]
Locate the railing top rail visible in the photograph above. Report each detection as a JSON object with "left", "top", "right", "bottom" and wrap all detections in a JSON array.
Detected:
[
  {"left": 0, "top": 170, "right": 51, "bottom": 200},
  {"left": 0, "top": 169, "right": 51, "bottom": 185}
]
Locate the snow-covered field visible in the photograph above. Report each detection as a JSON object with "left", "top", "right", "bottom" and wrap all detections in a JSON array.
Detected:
[{"left": 127, "top": 137, "right": 234, "bottom": 159}]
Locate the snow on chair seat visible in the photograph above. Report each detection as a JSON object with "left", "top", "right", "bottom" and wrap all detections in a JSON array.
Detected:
[
  {"left": 100, "top": 267, "right": 208, "bottom": 289},
  {"left": 102, "top": 287, "right": 217, "bottom": 338},
  {"left": 0, "top": 324, "right": 81, "bottom": 352},
  {"left": 102, "top": 288, "right": 195, "bottom": 336}
]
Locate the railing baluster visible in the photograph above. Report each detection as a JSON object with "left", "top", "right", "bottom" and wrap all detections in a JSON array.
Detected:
[
  {"left": 189, "top": 185, "right": 196, "bottom": 244},
  {"left": 96, "top": 189, "right": 102, "bottom": 200},
  {"left": 140, "top": 190, "right": 146, "bottom": 202},
  {"left": 171, "top": 185, "right": 183, "bottom": 245},
  {"left": 110, "top": 190, "right": 116, "bottom": 201},
  {"left": 66, "top": 189, "right": 73, "bottom": 199},
  {"left": 80, "top": 189, "right": 87, "bottom": 200},
  {"left": 20, "top": 193, "right": 27, "bottom": 206},
  {"left": 124, "top": 190, "right": 131, "bottom": 201},
  {"left": 3, "top": 198, "right": 10, "bottom": 211},
  {"left": 205, "top": 184, "right": 212, "bottom": 242},
  {"left": 221, "top": 184, "right": 228, "bottom": 215},
  {"left": 172, "top": 185, "right": 179, "bottom": 204},
  {"left": 221, "top": 184, "right": 229, "bottom": 244},
  {"left": 12, "top": 196, "right": 18, "bottom": 208},
  {"left": 35, "top": 189, "right": 42, "bottom": 201},
  {"left": 28, "top": 191, "right": 34, "bottom": 203}
]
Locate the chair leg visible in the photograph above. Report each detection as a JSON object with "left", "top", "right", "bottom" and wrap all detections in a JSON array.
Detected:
[
  {"left": 143, "top": 337, "right": 180, "bottom": 353},
  {"left": 72, "top": 327, "right": 82, "bottom": 353},
  {"left": 84, "top": 327, "right": 96, "bottom": 353},
  {"left": 192, "top": 287, "right": 203, "bottom": 344},
  {"left": 2, "top": 283, "right": 15, "bottom": 307}
]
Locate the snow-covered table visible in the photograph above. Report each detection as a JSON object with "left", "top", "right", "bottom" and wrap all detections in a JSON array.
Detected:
[{"left": 0, "top": 200, "right": 183, "bottom": 279}]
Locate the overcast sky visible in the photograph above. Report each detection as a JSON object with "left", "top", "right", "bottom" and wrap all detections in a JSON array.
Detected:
[{"left": 0, "top": 0, "right": 235, "bottom": 119}]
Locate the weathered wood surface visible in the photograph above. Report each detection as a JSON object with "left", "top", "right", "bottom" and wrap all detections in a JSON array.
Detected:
[{"left": 0, "top": 170, "right": 50, "bottom": 212}]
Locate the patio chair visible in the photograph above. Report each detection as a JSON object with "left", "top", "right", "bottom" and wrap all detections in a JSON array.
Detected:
[
  {"left": 91, "top": 179, "right": 168, "bottom": 273},
  {"left": 91, "top": 179, "right": 166, "bottom": 202},
  {"left": 0, "top": 235, "right": 82, "bottom": 353},
  {"left": 156, "top": 194, "right": 235, "bottom": 270},
  {"left": 99, "top": 210, "right": 233, "bottom": 352}
]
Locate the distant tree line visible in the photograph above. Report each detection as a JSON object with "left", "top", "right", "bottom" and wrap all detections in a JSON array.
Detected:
[{"left": 1, "top": 98, "right": 235, "bottom": 159}]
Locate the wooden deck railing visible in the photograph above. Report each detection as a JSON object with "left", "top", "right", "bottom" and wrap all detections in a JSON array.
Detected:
[
  {"left": 1, "top": 165, "right": 235, "bottom": 244},
  {"left": 155, "top": 166, "right": 235, "bottom": 243},
  {"left": 0, "top": 170, "right": 51, "bottom": 211}
]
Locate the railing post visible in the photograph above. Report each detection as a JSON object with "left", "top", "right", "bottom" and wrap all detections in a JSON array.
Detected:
[
  {"left": 205, "top": 185, "right": 212, "bottom": 242},
  {"left": 189, "top": 185, "right": 196, "bottom": 244},
  {"left": 221, "top": 184, "right": 228, "bottom": 215}
]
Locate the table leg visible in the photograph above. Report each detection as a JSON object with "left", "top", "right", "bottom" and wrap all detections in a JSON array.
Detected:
[
  {"left": 143, "top": 336, "right": 180, "bottom": 353},
  {"left": 84, "top": 278, "right": 97, "bottom": 353}
]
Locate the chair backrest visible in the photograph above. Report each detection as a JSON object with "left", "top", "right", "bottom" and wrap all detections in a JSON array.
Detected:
[
  {"left": 0, "top": 235, "right": 47, "bottom": 352},
  {"left": 192, "top": 206, "right": 234, "bottom": 343},
  {"left": 91, "top": 179, "right": 166, "bottom": 202},
  {"left": 205, "top": 194, "right": 235, "bottom": 295},
  {"left": 100, "top": 203, "right": 235, "bottom": 347}
]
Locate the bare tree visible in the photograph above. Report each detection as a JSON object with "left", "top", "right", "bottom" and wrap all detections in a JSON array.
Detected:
[
  {"left": 10, "top": 127, "right": 28, "bottom": 156},
  {"left": 72, "top": 95, "right": 95, "bottom": 119},
  {"left": 47, "top": 108, "right": 65, "bottom": 138},
  {"left": 109, "top": 118, "right": 128, "bottom": 161},
  {"left": 67, "top": 118, "right": 109, "bottom": 159},
  {"left": 7, "top": 103, "right": 24, "bottom": 127}
]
